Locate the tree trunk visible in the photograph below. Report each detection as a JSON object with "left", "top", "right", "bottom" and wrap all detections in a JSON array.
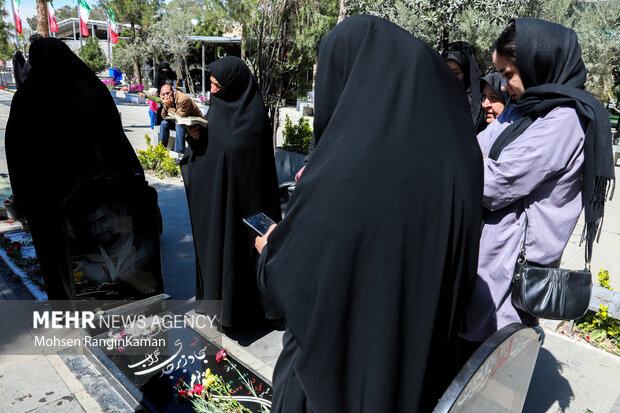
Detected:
[
  {"left": 439, "top": 26, "right": 450, "bottom": 54},
  {"left": 338, "top": 0, "right": 347, "bottom": 23},
  {"left": 183, "top": 55, "right": 195, "bottom": 95},
  {"left": 131, "top": 24, "right": 143, "bottom": 86},
  {"left": 272, "top": 97, "right": 281, "bottom": 151},
  {"left": 36, "top": 0, "right": 49, "bottom": 37}
]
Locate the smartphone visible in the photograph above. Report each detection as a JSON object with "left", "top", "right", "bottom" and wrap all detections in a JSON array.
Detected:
[{"left": 242, "top": 213, "right": 276, "bottom": 236}]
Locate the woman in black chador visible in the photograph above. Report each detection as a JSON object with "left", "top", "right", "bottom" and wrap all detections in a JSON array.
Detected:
[
  {"left": 254, "top": 15, "right": 483, "bottom": 412},
  {"left": 181, "top": 56, "right": 280, "bottom": 329},
  {"left": 5, "top": 38, "right": 151, "bottom": 300},
  {"left": 443, "top": 41, "right": 484, "bottom": 130}
]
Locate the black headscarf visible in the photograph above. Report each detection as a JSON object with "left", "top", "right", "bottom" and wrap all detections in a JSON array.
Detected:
[
  {"left": 180, "top": 56, "right": 280, "bottom": 328},
  {"left": 259, "top": 15, "right": 483, "bottom": 412},
  {"left": 488, "top": 18, "right": 615, "bottom": 260},
  {"left": 443, "top": 41, "right": 484, "bottom": 127},
  {"left": 481, "top": 71, "right": 510, "bottom": 106},
  {"left": 154, "top": 61, "right": 177, "bottom": 93},
  {"left": 6, "top": 38, "right": 146, "bottom": 300},
  {"left": 13, "top": 51, "right": 27, "bottom": 89}
]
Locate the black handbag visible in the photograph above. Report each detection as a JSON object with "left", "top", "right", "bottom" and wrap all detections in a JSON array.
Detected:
[{"left": 511, "top": 215, "right": 592, "bottom": 320}]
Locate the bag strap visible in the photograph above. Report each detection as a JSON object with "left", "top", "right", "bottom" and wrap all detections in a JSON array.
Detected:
[
  {"left": 495, "top": 214, "right": 529, "bottom": 311},
  {"left": 518, "top": 213, "right": 529, "bottom": 263},
  {"left": 521, "top": 210, "right": 591, "bottom": 271}
]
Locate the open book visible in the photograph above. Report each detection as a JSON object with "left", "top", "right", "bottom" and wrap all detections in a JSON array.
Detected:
[{"left": 164, "top": 111, "right": 208, "bottom": 128}]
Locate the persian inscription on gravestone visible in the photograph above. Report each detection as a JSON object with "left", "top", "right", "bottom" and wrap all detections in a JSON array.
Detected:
[{"left": 87, "top": 314, "right": 272, "bottom": 412}]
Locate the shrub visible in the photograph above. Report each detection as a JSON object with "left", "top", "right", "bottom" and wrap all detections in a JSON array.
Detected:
[
  {"left": 282, "top": 115, "right": 312, "bottom": 155},
  {"left": 78, "top": 36, "right": 108, "bottom": 74},
  {"left": 577, "top": 269, "right": 620, "bottom": 353},
  {"left": 137, "top": 135, "right": 180, "bottom": 179}
]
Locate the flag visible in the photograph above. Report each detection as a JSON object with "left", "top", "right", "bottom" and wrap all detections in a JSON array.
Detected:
[
  {"left": 78, "top": 0, "right": 91, "bottom": 37},
  {"left": 107, "top": 8, "right": 118, "bottom": 43},
  {"left": 12, "top": 0, "right": 22, "bottom": 34},
  {"left": 48, "top": 2, "right": 58, "bottom": 33}
]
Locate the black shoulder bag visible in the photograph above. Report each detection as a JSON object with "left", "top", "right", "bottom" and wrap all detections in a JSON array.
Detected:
[{"left": 511, "top": 214, "right": 592, "bottom": 320}]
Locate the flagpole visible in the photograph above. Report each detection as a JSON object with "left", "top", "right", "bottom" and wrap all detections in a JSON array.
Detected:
[
  {"left": 10, "top": 0, "right": 20, "bottom": 51},
  {"left": 77, "top": 0, "right": 82, "bottom": 47},
  {"left": 106, "top": 15, "right": 111, "bottom": 65}
]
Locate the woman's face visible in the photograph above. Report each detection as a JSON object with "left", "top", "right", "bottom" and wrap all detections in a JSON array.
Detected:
[
  {"left": 481, "top": 83, "right": 505, "bottom": 124},
  {"left": 493, "top": 51, "right": 524, "bottom": 101},
  {"left": 210, "top": 76, "right": 222, "bottom": 94},
  {"left": 446, "top": 59, "right": 465, "bottom": 84}
]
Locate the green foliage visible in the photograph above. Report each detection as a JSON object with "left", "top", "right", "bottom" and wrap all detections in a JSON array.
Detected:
[
  {"left": 598, "top": 268, "right": 614, "bottom": 290},
  {"left": 111, "top": 37, "right": 150, "bottom": 78},
  {"left": 577, "top": 269, "right": 620, "bottom": 352},
  {"left": 100, "top": 0, "right": 162, "bottom": 29},
  {"left": 137, "top": 135, "right": 180, "bottom": 178},
  {"left": 54, "top": 4, "right": 109, "bottom": 21},
  {"left": 346, "top": 0, "right": 620, "bottom": 98},
  {"left": 0, "top": 1, "right": 14, "bottom": 60},
  {"left": 78, "top": 36, "right": 108, "bottom": 73},
  {"left": 229, "top": 0, "right": 338, "bottom": 109},
  {"left": 145, "top": 0, "right": 200, "bottom": 93},
  {"left": 100, "top": 0, "right": 163, "bottom": 85},
  {"left": 282, "top": 115, "right": 312, "bottom": 154}
]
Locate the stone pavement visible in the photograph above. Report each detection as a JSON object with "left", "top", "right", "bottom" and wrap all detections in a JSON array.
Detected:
[{"left": 0, "top": 88, "right": 619, "bottom": 412}]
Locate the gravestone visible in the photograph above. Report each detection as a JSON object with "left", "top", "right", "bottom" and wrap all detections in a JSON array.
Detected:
[
  {"left": 63, "top": 175, "right": 164, "bottom": 302},
  {"left": 434, "top": 323, "right": 542, "bottom": 413},
  {"left": 83, "top": 303, "right": 272, "bottom": 413}
]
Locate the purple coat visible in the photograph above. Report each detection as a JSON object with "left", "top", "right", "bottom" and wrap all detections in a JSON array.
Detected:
[{"left": 464, "top": 104, "right": 585, "bottom": 341}]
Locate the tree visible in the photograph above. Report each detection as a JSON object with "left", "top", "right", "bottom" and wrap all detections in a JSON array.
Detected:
[
  {"left": 0, "top": 2, "right": 14, "bottom": 59},
  {"left": 572, "top": 1, "right": 620, "bottom": 99},
  {"left": 346, "top": 0, "right": 620, "bottom": 99},
  {"left": 79, "top": 35, "right": 108, "bottom": 73},
  {"left": 54, "top": 4, "right": 108, "bottom": 22},
  {"left": 100, "top": 0, "right": 162, "bottom": 86},
  {"left": 227, "top": 0, "right": 338, "bottom": 144},
  {"left": 35, "top": 0, "right": 49, "bottom": 36},
  {"left": 145, "top": 0, "right": 198, "bottom": 94}
]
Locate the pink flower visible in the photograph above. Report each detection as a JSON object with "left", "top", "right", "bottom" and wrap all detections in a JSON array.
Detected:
[
  {"left": 215, "top": 349, "right": 227, "bottom": 363},
  {"left": 193, "top": 384, "right": 204, "bottom": 395}
]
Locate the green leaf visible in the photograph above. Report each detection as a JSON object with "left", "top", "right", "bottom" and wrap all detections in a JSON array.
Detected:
[{"left": 590, "top": 329, "right": 607, "bottom": 342}]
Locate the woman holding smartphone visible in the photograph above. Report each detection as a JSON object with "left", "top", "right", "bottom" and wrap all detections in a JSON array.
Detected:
[{"left": 255, "top": 15, "right": 483, "bottom": 412}]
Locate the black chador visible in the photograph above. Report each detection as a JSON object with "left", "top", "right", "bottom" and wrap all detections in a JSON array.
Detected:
[
  {"left": 5, "top": 38, "right": 153, "bottom": 300},
  {"left": 257, "top": 15, "right": 483, "bottom": 412},
  {"left": 180, "top": 56, "right": 280, "bottom": 329}
]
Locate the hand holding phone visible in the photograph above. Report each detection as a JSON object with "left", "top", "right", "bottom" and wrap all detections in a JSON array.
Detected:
[
  {"left": 254, "top": 223, "right": 277, "bottom": 255},
  {"left": 242, "top": 213, "right": 277, "bottom": 236}
]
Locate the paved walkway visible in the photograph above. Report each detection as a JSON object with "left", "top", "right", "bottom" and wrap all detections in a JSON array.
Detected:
[{"left": 0, "top": 89, "right": 619, "bottom": 412}]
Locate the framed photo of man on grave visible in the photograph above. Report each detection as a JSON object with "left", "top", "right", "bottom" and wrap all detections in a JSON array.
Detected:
[{"left": 63, "top": 174, "right": 164, "bottom": 301}]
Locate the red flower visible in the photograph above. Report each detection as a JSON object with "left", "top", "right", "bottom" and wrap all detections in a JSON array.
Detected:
[
  {"left": 586, "top": 335, "right": 590, "bottom": 340},
  {"left": 177, "top": 390, "right": 187, "bottom": 398},
  {"left": 215, "top": 349, "right": 227, "bottom": 363},
  {"left": 187, "top": 390, "right": 194, "bottom": 396},
  {"left": 193, "top": 384, "right": 204, "bottom": 395}
]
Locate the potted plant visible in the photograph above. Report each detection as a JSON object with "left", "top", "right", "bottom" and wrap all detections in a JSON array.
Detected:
[
  {"left": 102, "top": 78, "right": 116, "bottom": 91},
  {"left": 126, "top": 84, "right": 146, "bottom": 103}
]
